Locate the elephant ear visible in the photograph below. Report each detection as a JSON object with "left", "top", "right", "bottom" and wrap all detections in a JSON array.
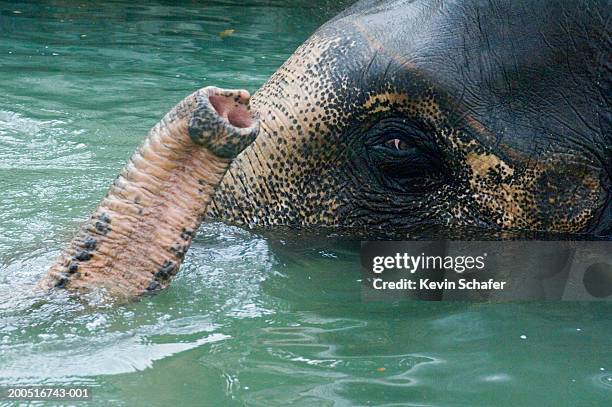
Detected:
[{"left": 40, "top": 87, "right": 259, "bottom": 300}]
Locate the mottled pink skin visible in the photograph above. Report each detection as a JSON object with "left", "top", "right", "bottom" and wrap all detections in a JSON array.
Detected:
[{"left": 41, "top": 87, "right": 258, "bottom": 300}]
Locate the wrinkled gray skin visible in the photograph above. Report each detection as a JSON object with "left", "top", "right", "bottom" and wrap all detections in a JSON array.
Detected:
[
  {"left": 209, "top": 0, "right": 611, "bottom": 237},
  {"left": 46, "top": 0, "right": 610, "bottom": 299}
]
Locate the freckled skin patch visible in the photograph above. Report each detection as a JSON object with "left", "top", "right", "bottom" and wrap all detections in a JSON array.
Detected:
[{"left": 209, "top": 0, "right": 609, "bottom": 236}]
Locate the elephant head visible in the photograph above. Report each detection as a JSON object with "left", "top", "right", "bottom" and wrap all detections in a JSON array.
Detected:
[
  {"left": 44, "top": 0, "right": 611, "bottom": 298},
  {"left": 210, "top": 0, "right": 610, "bottom": 236}
]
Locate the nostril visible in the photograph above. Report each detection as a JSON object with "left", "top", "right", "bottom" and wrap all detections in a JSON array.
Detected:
[
  {"left": 209, "top": 93, "right": 253, "bottom": 129},
  {"left": 189, "top": 86, "right": 260, "bottom": 156},
  {"left": 227, "top": 107, "right": 253, "bottom": 128}
]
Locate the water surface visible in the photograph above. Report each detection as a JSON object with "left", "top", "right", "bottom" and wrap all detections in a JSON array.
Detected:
[{"left": 1, "top": 1, "right": 611, "bottom": 406}]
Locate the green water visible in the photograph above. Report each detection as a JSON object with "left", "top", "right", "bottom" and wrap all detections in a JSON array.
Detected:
[{"left": 0, "top": 1, "right": 610, "bottom": 406}]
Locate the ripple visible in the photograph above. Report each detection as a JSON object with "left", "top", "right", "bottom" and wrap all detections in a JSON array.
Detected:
[
  {"left": 0, "top": 109, "right": 93, "bottom": 171},
  {"left": 0, "top": 331, "right": 230, "bottom": 378}
]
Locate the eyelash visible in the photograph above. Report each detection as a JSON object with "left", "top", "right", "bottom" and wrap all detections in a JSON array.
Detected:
[{"left": 383, "top": 138, "right": 410, "bottom": 151}]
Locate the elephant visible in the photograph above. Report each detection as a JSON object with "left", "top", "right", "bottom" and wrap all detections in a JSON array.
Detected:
[{"left": 42, "top": 0, "right": 611, "bottom": 298}]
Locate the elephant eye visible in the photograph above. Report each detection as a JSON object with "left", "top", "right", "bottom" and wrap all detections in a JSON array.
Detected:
[
  {"left": 384, "top": 138, "right": 410, "bottom": 151},
  {"left": 367, "top": 132, "right": 446, "bottom": 191}
]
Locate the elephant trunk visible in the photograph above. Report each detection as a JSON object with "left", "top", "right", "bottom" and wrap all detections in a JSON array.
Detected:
[{"left": 41, "top": 86, "right": 259, "bottom": 299}]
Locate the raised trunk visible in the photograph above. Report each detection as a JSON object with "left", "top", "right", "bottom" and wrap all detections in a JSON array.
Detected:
[{"left": 41, "top": 87, "right": 258, "bottom": 299}]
